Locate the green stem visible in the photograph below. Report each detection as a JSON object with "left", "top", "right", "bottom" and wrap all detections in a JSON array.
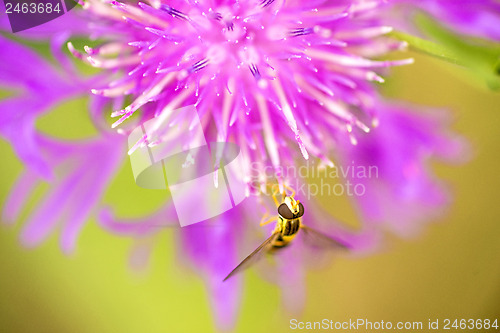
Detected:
[{"left": 388, "top": 30, "right": 464, "bottom": 66}]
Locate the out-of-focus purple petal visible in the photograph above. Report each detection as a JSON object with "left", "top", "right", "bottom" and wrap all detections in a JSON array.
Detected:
[
  {"left": 275, "top": 246, "right": 306, "bottom": 315},
  {"left": 179, "top": 209, "right": 244, "bottom": 331},
  {"left": 16, "top": 134, "right": 125, "bottom": 252},
  {"left": 59, "top": 137, "right": 125, "bottom": 253},
  {"left": 389, "top": 0, "right": 500, "bottom": 41},
  {"left": 19, "top": 147, "right": 83, "bottom": 246},
  {"left": 128, "top": 241, "right": 154, "bottom": 272},
  {"left": 99, "top": 204, "right": 177, "bottom": 236},
  {"left": 337, "top": 103, "right": 468, "bottom": 236},
  {"left": 0, "top": 36, "right": 104, "bottom": 179},
  {"left": 2, "top": 170, "right": 38, "bottom": 224}
]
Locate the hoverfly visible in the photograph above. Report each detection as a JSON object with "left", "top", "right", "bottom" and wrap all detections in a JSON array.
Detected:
[{"left": 223, "top": 185, "right": 348, "bottom": 281}]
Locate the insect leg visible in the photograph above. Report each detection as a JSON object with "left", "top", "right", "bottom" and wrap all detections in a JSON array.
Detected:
[
  {"left": 283, "top": 183, "right": 296, "bottom": 198},
  {"left": 260, "top": 214, "right": 277, "bottom": 226},
  {"left": 271, "top": 184, "right": 281, "bottom": 207}
]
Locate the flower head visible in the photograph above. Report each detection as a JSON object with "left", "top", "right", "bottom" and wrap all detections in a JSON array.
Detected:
[{"left": 70, "top": 0, "right": 414, "bottom": 187}]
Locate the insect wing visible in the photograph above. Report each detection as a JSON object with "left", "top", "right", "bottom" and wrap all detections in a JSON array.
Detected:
[
  {"left": 300, "top": 225, "right": 349, "bottom": 250},
  {"left": 223, "top": 232, "right": 279, "bottom": 281}
]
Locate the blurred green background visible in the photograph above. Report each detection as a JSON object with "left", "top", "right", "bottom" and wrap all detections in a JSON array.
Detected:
[{"left": 1, "top": 47, "right": 500, "bottom": 332}]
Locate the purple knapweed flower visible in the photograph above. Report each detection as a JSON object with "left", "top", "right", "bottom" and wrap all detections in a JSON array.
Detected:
[
  {"left": 0, "top": 0, "right": 481, "bottom": 330},
  {"left": 70, "top": 0, "right": 414, "bottom": 186},
  {"left": 57, "top": 0, "right": 470, "bottom": 329}
]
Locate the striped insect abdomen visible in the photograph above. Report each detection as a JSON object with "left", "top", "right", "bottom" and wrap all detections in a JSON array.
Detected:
[{"left": 282, "top": 218, "right": 300, "bottom": 236}]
